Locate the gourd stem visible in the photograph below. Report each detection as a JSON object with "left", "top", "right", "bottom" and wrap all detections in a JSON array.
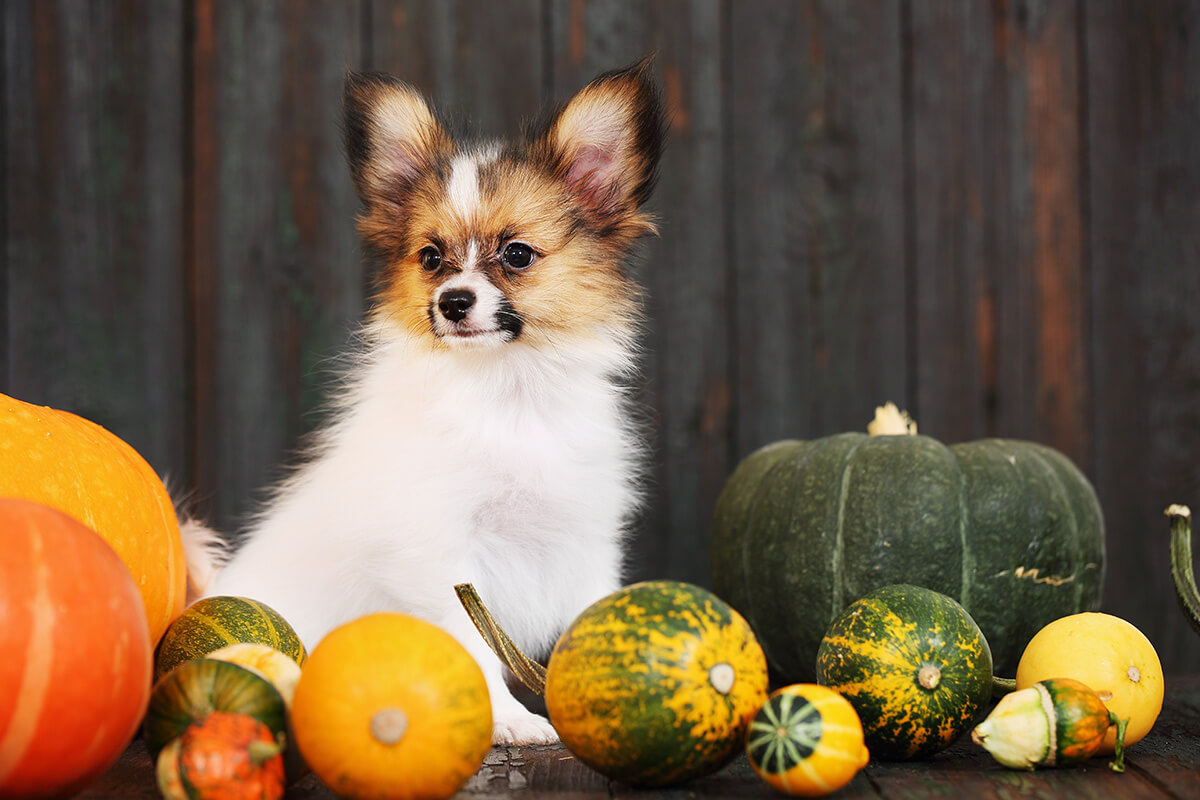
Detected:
[
  {"left": 1166, "top": 505, "right": 1200, "bottom": 636},
  {"left": 247, "top": 739, "right": 284, "bottom": 766},
  {"left": 455, "top": 583, "right": 547, "bottom": 695},
  {"left": 991, "top": 676, "right": 1018, "bottom": 697},
  {"left": 1107, "top": 713, "right": 1128, "bottom": 773}
]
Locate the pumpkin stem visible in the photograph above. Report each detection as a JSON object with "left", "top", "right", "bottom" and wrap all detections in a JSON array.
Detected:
[
  {"left": 455, "top": 583, "right": 547, "bottom": 695},
  {"left": 992, "top": 676, "right": 1018, "bottom": 697},
  {"left": 1166, "top": 505, "right": 1200, "bottom": 636},
  {"left": 1107, "top": 712, "right": 1128, "bottom": 773},
  {"left": 868, "top": 402, "right": 918, "bottom": 436},
  {"left": 917, "top": 663, "right": 942, "bottom": 690}
]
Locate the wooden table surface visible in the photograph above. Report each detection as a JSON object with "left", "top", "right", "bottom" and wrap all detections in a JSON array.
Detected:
[{"left": 79, "top": 675, "right": 1200, "bottom": 800}]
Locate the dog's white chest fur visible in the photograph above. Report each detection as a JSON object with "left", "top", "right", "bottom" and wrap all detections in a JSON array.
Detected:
[{"left": 208, "top": 333, "right": 638, "bottom": 662}]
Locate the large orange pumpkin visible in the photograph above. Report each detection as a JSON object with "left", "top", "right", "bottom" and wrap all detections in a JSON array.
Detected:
[
  {"left": 0, "top": 498, "right": 154, "bottom": 799},
  {"left": 0, "top": 391, "right": 185, "bottom": 643}
]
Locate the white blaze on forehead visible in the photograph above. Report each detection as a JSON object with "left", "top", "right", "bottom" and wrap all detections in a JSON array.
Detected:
[{"left": 447, "top": 154, "right": 482, "bottom": 220}]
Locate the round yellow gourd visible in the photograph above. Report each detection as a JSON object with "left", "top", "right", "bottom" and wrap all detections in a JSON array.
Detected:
[
  {"left": 1015, "top": 612, "right": 1163, "bottom": 752},
  {"left": 290, "top": 613, "right": 492, "bottom": 800}
]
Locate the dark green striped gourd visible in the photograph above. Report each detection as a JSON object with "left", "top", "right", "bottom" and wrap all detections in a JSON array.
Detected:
[
  {"left": 155, "top": 596, "right": 307, "bottom": 680},
  {"left": 815, "top": 584, "right": 994, "bottom": 761},
  {"left": 143, "top": 659, "right": 288, "bottom": 759},
  {"left": 712, "top": 407, "right": 1104, "bottom": 680}
]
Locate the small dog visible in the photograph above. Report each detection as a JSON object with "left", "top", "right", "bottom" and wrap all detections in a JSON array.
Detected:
[{"left": 183, "top": 60, "right": 665, "bottom": 745}]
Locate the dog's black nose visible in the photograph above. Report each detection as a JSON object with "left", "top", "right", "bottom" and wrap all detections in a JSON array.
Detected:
[{"left": 438, "top": 289, "right": 475, "bottom": 322}]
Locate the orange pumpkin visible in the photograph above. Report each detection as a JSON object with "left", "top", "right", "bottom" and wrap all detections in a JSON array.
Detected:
[
  {"left": 0, "top": 498, "right": 153, "bottom": 798},
  {"left": 0, "top": 391, "right": 186, "bottom": 643}
]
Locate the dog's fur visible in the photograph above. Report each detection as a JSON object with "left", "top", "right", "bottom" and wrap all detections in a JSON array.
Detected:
[{"left": 184, "top": 61, "right": 665, "bottom": 745}]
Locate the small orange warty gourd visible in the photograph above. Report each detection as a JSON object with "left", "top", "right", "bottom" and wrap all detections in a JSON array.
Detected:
[
  {"left": 0, "top": 391, "right": 186, "bottom": 644},
  {"left": 0, "top": 498, "right": 153, "bottom": 799},
  {"left": 156, "top": 711, "right": 286, "bottom": 800}
]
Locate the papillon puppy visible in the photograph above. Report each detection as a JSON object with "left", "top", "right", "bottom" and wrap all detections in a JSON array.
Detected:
[{"left": 183, "top": 60, "right": 665, "bottom": 745}]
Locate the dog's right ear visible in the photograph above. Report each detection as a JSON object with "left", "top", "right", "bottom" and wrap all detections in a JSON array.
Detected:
[{"left": 344, "top": 71, "right": 449, "bottom": 207}]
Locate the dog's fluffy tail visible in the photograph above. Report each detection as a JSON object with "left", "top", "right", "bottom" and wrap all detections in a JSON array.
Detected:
[{"left": 179, "top": 518, "right": 229, "bottom": 603}]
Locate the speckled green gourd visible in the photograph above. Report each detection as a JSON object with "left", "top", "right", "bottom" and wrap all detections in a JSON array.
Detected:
[
  {"left": 544, "top": 581, "right": 769, "bottom": 787},
  {"left": 711, "top": 406, "right": 1104, "bottom": 681},
  {"left": 815, "top": 584, "right": 994, "bottom": 761}
]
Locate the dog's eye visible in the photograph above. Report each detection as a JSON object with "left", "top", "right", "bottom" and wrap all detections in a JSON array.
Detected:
[
  {"left": 500, "top": 242, "right": 536, "bottom": 270},
  {"left": 419, "top": 246, "right": 443, "bottom": 271}
]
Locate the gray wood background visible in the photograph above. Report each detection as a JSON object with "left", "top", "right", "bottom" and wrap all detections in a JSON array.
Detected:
[{"left": 4, "top": 1, "right": 1199, "bottom": 673}]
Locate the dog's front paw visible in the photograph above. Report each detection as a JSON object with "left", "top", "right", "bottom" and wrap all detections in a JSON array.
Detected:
[{"left": 492, "top": 709, "right": 559, "bottom": 746}]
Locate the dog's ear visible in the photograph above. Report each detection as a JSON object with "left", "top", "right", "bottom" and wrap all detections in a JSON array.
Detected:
[
  {"left": 540, "top": 58, "right": 666, "bottom": 224},
  {"left": 344, "top": 71, "right": 450, "bottom": 207}
]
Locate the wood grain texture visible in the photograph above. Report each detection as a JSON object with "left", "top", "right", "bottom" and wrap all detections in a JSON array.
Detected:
[
  {"left": 366, "top": 0, "right": 545, "bottom": 140},
  {"left": 74, "top": 676, "right": 1200, "bottom": 799},
  {"left": 188, "top": 0, "right": 362, "bottom": 531},
  {"left": 729, "top": 1, "right": 908, "bottom": 456},
  {"left": 547, "top": 1, "right": 729, "bottom": 586},
  {"left": 908, "top": 0, "right": 1089, "bottom": 461},
  {"left": 2, "top": 0, "right": 187, "bottom": 480},
  {"left": 4, "top": 1, "right": 1200, "bottom": 673},
  {"left": 1085, "top": 0, "right": 1200, "bottom": 674}
]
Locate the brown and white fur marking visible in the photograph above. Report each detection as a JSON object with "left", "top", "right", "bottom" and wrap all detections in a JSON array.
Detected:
[{"left": 184, "top": 61, "right": 665, "bottom": 746}]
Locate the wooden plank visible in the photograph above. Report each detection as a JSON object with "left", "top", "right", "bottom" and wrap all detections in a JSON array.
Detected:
[
  {"left": 866, "top": 744, "right": 1170, "bottom": 800},
  {"left": 78, "top": 679, "right": 1200, "bottom": 798},
  {"left": 1085, "top": 0, "right": 1200, "bottom": 676},
  {"left": 188, "top": 0, "right": 362, "bottom": 532},
  {"left": 908, "top": 0, "right": 1089, "bottom": 460},
  {"left": 862, "top": 676, "right": 1200, "bottom": 800},
  {"left": 546, "top": 1, "right": 729, "bottom": 586},
  {"left": 366, "top": 0, "right": 545, "bottom": 140},
  {"left": 728, "top": 1, "right": 908, "bottom": 453},
  {"left": 1127, "top": 676, "right": 1200, "bottom": 797},
  {"left": 2, "top": 0, "right": 187, "bottom": 481}
]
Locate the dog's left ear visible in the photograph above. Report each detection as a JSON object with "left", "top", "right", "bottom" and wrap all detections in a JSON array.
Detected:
[{"left": 542, "top": 58, "right": 666, "bottom": 223}]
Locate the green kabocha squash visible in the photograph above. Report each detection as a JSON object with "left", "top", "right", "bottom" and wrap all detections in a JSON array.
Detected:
[
  {"left": 712, "top": 403, "right": 1104, "bottom": 680},
  {"left": 815, "top": 584, "right": 994, "bottom": 761}
]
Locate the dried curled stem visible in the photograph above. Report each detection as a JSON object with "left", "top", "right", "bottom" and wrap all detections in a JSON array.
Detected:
[{"left": 455, "top": 583, "right": 547, "bottom": 695}]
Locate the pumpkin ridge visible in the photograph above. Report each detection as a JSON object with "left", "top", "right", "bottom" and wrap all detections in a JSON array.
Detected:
[
  {"left": 743, "top": 444, "right": 814, "bottom": 675},
  {"left": 0, "top": 531, "right": 53, "bottom": 783},
  {"left": 833, "top": 436, "right": 869, "bottom": 620},
  {"left": 734, "top": 443, "right": 803, "bottom": 665},
  {"left": 1029, "top": 444, "right": 1087, "bottom": 612},
  {"left": 244, "top": 600, "right": 284, "bottom": 651},
  {"left": 952, "top": 447, "right": 972, "bottom": 613}
]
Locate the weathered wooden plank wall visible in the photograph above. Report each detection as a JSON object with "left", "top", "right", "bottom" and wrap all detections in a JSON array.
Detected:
[{"left": 3, "top": 1, "right": 1198, "bottom": 672}]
